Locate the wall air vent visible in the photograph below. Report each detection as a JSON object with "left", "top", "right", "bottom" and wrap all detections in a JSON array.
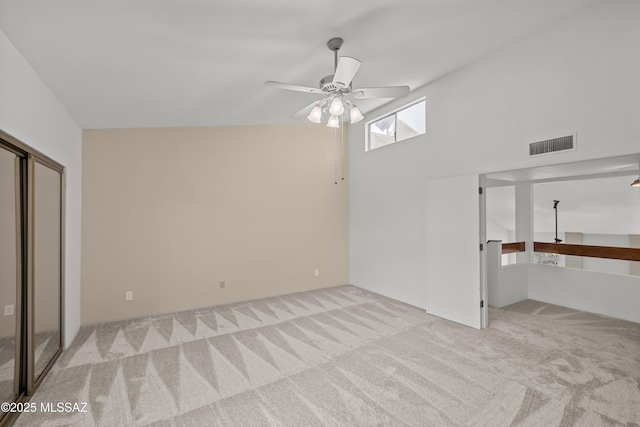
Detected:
[{"left": 529, "top": 135, "right": 575, "bottom": 156}]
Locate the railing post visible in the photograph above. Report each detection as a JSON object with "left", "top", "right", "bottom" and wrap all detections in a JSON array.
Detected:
[
  {"left": 487, "top": 240, "right": 502, "bottom": 308},
  {"left": 515, "top": 182, "right": 533, "bottom": 264}
]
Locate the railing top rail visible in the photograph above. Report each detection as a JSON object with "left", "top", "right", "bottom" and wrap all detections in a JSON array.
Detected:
[
  {"left": 533, "top": 241, "right": 640, "bottom": 262},
  {"left": 501, "top": 242, "right": 526, "bottom": 254}
]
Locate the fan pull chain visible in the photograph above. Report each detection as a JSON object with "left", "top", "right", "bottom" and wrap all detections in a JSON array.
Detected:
[
  {"left": 334, "top": 126, "right": 338, "bottom": 184},
  {"left": 341, "top": 122, "right": 345, "bottom": 181}
]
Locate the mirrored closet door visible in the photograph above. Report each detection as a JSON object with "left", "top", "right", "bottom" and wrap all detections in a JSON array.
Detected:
[
  {"left": 0, "top": 145, "right": 20, "bottom": 412},
  {"left": 31, "top": 160, "right": 62, "bottom": 386},
  {"left": 0, "top": 133, "right": 63, "bottom": 427}
]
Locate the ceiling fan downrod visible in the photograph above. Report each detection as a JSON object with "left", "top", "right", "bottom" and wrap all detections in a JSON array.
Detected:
[{"left": 327, "top": 37, "right": 344, "bottom": 72}]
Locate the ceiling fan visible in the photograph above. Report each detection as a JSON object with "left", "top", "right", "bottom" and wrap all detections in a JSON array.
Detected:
[{"left": 265, "top": 37, "right": 410, "bottom": 128}]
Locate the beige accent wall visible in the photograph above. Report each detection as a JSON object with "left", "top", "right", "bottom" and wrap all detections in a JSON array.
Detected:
[{"left": 82, "top": 124, "right": 349, "bottom": 325}]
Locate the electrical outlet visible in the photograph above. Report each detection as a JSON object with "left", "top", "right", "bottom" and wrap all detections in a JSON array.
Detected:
[
  {"left": 314, "top": 269, "right": 319, "bottom": 277},
  {"left": 125, "top": 291, "right": 133, "bottom": 301},
  {"left": 4, "top": 305, "right": 14, "bottom": 316},
  {"left": 219, "top": 281, "right": 225, "bottom": 289}
]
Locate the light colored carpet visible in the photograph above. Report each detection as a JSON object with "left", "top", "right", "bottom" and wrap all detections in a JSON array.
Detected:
[
  {"left": 12, "top": 285, "right": 640, "bottom": 426},
  {"left": 1, "top": 331, "right": 60, "bottom": 406}
]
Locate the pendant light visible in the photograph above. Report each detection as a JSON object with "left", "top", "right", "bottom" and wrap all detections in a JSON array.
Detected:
[
  {"left": 330, "top": 97, "right": 345, "bottom": 115},
  {"left": 349, "top": 106, "right": 364, "bottom": 124},
  {"left": 326, "top": 115, "right": 340, "bottom": 128},
  {"left": 307, "top": 105, "right": 322, "bottom": 123}
]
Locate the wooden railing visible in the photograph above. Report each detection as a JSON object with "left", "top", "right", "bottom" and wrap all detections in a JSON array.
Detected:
[
  {"left": 533, "top": 242, "right": 640, "bottom": 262},
  {"left": 499, "top": 241, "right": 640, "bottom": 262},
  {"left": 501, "top": 242, "right": 526, "bottom": 254}
]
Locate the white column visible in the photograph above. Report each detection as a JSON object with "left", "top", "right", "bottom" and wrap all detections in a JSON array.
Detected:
[
  {"left": 515, "top": 182, "right": 533, "bottom": 264},
  {"left": 486, "top": 240, "right": 502, "bottom": 307}
]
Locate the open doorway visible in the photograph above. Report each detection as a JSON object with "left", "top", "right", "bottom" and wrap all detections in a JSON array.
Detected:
[{"left": 483, "top": 153, "right": 640, "bottom": 323}]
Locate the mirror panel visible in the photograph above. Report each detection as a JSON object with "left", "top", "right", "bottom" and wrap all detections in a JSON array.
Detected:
[
  {"left": 33, "top": 161, "right": 61, "bottom": 380},
  {"left": 0, "top": 146, "right": 18, "bottom": 409}
]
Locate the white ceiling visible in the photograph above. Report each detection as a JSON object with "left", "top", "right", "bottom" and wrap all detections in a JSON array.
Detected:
[
  {"left": 0, "top": 0, "right": 603, "bottom": 129},
  {"left": 486, "top": 156, "right": 640, "bottom": 235},
  {"left": 487, "top": 174, "right": 640, "bottom": 236},
  {"left": 3, "top": 0, "right": 637, "bottom": 237},
  {"left": 486, "top": 155, "right": 640, "bottom": 185}
]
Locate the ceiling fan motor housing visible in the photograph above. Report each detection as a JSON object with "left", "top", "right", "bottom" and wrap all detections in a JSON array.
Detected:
[{"left": 320, "top": 75, "right": 339, "bottom": 92}]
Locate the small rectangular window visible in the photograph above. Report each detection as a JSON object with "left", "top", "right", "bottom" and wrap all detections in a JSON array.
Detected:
[{"left": 367, "top": 98, "right": 425, "bottom": 151}]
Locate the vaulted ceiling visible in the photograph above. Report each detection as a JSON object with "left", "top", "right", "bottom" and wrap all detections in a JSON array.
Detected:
[
  {"left": 0, "top": 0, "right": 603, "bottom": 129},
  {"left": 4, "top": 1, "right": 636, "bottom": 237}
]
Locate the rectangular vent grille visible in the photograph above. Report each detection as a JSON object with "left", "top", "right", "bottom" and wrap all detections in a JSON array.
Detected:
[{"left": 529, "top": 135, "right": 575, "bottom": 156}]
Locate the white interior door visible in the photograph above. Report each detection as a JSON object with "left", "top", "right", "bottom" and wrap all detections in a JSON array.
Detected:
[{"left": 426, "top": 174, "right": 484, "bottom": 329}]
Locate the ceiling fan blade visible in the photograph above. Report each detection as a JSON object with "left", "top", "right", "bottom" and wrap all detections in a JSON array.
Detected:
[
  {"left": 265, "top": 81, "right": 324, "bottom": 94},
  {"left": 332, "top": 57, "right": 361, "bottom": 89},
  {"left": 351, "top": 86, "right": 410, "bottom": 99},
  {"left": 290, "top": 100, "right": 322, "bottom": 119}
]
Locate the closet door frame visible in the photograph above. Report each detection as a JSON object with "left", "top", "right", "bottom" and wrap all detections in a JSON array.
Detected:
[
  {"left": 0, "top": 142, "right": 26, "bottom": 411},
  {"left": 13, "top": 155, "right": 22, "bottom": 400},
  {"left": 0, "top": 130, "right": 65, "bottom": 424}
]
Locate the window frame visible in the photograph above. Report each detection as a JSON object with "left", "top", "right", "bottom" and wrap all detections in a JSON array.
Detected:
[{"left": 365, "top": 96, "right": 426, "bottom": 152}]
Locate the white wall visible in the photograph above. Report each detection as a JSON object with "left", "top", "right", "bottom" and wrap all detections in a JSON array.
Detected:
[
  {"left": 487, "top": 217, "right": 511, "bottom": 244},
  {"left": 349, "top": 0, "right": 640, "bottom": 308},
  {"left": 486, "top": 216, "right": 515, "bottom": 265},
  {"left": 486, "top": 259, "right": 640, "bottom": 322},
  {"left": 0, "top": 27, "right": 82, "bottom": 347},
  {"left": 528, "top": 263, "right": 640, "bottom": 323},
  {"left": 495, "top": 264, "right": 529, "bottom": 309},
  {"left": 487, "top": 241, "right": 528, "bottom": 309}
]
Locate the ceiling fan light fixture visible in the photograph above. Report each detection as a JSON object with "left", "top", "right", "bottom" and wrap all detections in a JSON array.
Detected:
[
  {"left": 326, "top": 115, "right": 340, "bottom": 128},
  {"left": 349, "top": 106, "right": 364, "bottom": 123},
  {"left": 267, "top": 37, "right": 409, "bottom": 126},
  {"left": 330, "top": 96, "right": 345, "bottom": 115},
  {"left": 307, "top": 105, "right": 322, "bottom": 123}
]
